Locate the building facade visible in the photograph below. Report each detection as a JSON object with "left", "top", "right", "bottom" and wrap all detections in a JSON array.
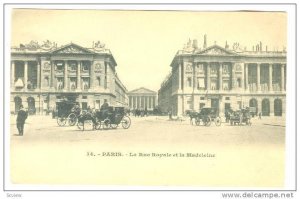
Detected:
[
  {"left": 127, "top": 87, "right": 157, "bottom": 111},
  {"left": 158, "top": 39, "right": 286, "bottom": 117},
  {"left": 11, "top": 41, "right": 128, "bottom": 114}
]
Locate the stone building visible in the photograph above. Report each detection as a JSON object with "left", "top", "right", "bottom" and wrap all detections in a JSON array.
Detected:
[
  {"left": 158, "top": 37, "right": 286, "bottom": 116},
  {"left": 127, "top": 87, "right": 157, "bottom": 111},
  {"left": 10, "top": 41, "right": 128, "bottom": 114}
]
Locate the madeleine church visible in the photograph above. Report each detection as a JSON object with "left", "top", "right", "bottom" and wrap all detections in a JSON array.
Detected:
[{"left": 10, "top": 41, "right": 128, "bottom": 114}]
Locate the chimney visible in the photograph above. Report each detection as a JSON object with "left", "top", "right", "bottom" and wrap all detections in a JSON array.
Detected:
[
  {"left": 192, "top": 39, "right": 198, "bottom": 49},
  {"left": 225, "top": 41, "right": 229, "bottom": 49},
  {"left": 266, "top": 45, "right": 268, "bottom": 52},
  {"left": 203, "top": 34, "right": 207, "bottom": 49},
  {"left": 259, "top": 41, "right": 262, "bottom": 52}
]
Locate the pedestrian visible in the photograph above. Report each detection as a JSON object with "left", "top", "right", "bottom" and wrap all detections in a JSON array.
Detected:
[
  {"left": 16, "top": 105, "right": 28, "bottom": 136},
  {"left": 258, "top": 112, "right": 262, "bottom": 119}
]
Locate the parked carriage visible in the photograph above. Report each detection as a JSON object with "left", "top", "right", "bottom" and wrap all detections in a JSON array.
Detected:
[
  {"left": 56, "top": 100, "right": 80, "bottom": 126},
  {"left": 193, "top": 107, "right": 222, "bottom": 126},
  {"left": 229, "top": 108, "right": 252, "bottom": 126},
  {"left": 77, "top": 106, "right": 131, "bottom": 131}
]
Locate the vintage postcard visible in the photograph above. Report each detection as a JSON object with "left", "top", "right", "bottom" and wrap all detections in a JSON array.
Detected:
[{"left": 4, "top": 4, "right": 296, "bottom": 193}]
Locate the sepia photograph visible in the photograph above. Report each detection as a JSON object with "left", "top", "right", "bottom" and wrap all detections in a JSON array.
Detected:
[{"left": 2, "top": 3, "right": 297, "bottom": 197}]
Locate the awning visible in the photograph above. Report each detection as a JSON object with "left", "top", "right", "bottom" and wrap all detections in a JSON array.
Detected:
[{"left": 15, "top": 78, "right": 24, "bottom": 87}]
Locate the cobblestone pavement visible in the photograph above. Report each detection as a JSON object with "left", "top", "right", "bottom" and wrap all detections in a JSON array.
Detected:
[{"left": 9, "top": 115, "right": 285, "bottom": 187}]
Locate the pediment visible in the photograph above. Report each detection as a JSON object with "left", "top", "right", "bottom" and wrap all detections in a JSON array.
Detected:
[
  {"left": 197, "top": 45, "right": 236, "bottom": 56},
  {"left": 51, "top": 43, "right": 94, "bottom": 54},
  {"left": 128, "top": 87, "right": 156, "bottom": 94}
]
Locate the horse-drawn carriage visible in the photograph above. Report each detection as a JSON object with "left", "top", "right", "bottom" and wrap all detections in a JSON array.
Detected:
[
  {"left": 56, "top": 100, "right": 81, "bottom": 126},
  {"left": 229, "top": 108, "right": 252, "bottom": 126},
  {"left": 189, "top": 107, "right": 222, "bottom": 126},
  {"left": 77, "top": 106, "right": 131, "bottom": 131}
]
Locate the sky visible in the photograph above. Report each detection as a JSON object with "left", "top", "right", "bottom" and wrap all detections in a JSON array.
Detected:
[{"left": 11, "top": 10, "right": 287, "bottom": 92}]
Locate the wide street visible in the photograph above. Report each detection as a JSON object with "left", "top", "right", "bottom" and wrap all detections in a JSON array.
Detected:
[{"left": 9, "top": 115, "right": 285, "bottom": 188}]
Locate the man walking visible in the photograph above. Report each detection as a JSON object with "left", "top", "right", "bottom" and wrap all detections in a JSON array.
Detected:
[{"left": 16, "top": 105, "right": 28, "bottom": 136}]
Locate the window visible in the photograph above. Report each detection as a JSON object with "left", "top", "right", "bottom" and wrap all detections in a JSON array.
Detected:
[
  {"left": 70, "top": 77, "right": 77, "bottom": 90},
  {"left": 210, "top": 65, "right": 217, "bottom": 74},
  {"left": 82, "top": 62, "right": 90, "bottom": 71},
  {"left": 223, "top": 81, "right": 230, "bottom": 90},
  {"left": 197, "top": 63, "right": 204, "bottom": 72},
  {"left": 97, "top": 76, "right": 101, "bottom": 86},
  {"left": 44, "top": 76, "right": 49, "bottom": 87},
  {"left": 225, "top": 97, "right": 230, "bottom": 100},
  {"left": 56, "top": 77, "right": 64, "bottom": 90},
  {"left": 82, "top": 77, "right": 90, "bottom": 90},
  {"left": 223, "top": 64, "right": 229, "bottom": 74},
  {"left": 187, "top": 77, "right": 192, "bottom": 87},
  {"left": 197, "top": 78, "right": 205, "bottom": 90},
  {"left": 55, "top": 62, "right": 64, "bottom": 71},
  {"left": 237, "top": 78, "right": 242, "bottom": 88},
  {"left": 70, "top": 62, "right": 77, "bottom": 71},
  {"left": 200, "top": 97, "right": 205, "bottom": 100},
  {"left": 82, "top": 96, "right": 87, "bottom": 99},
  {"left": 211, "top": 80, "right": 217, "bottom": 90}
]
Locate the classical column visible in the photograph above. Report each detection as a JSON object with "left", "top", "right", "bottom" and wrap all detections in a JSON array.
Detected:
[
  {"left": 281, "top": 64, "right": 285, "bottom": 91},
  {"left": 51, "top": 61, "right": 55, "bottom": 88},
  {"left": 206, "top": 62, "right": 210, "bottom": 90},
  {"left": 245, "top": 63, "right": 248, "bottom": 90},
  {"left": 37, "top": 62, "right": 40, "bottom": 89},
  {"left": 77, "top": 61, "right": 81, "bottom": 90},
  {"left": 24, "top": 61, "right": 28, "bottom": 89},
  {"left": 219, "top": 62, "right": 223, "bottom": 90},
  {"left": 231, "top": 63, "right": 235, "bottom": 90},
  {"left": 153, "top": 96, "right": 156, "bottom": 108},
  {"left": 90, "top": 61, "right": 94, "bottom": 89},
  {"left": 269, "top": 63, "right": 273, "bottom": 91},
  {"left": 257, "top": 63, "right": 261, "bottom": 91},
  {"left": 11, "top": 61, "right": 15, "bottom": 87},
  {"left": 178, "top": 63, "right": 182, "bottom": 90},
  {"left": 64, "top": 61, "right": 68, "bottom": 90}
]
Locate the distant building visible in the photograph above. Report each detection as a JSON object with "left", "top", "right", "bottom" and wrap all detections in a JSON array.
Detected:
[
  {"left": 127, "top": 87, "right": 157, "bottom": 111},
  {"left": 11, "top": 41, "right": 128, "bottom": 114},
  {"left": 158, "top": 37, "right": 286, "bottom": 116}
]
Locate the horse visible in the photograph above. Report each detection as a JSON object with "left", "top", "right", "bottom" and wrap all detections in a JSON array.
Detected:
[
  {"left": 186, "top": 111, "right": 199, "bottom": 125},
  {"left": 77, "top": 111, "right": 97, "bottom": 131}
]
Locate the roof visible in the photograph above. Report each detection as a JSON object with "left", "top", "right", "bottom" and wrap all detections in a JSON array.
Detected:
[{"left": 128, "top": 87, "right": 157, "bottom": 94}]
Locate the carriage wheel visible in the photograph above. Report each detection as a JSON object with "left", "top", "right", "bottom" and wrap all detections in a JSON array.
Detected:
[
  {"left": 57, "top": 117, "right": 67, "bottom": 126},
  {"left": 215, "top": 117, "right": 221, "bottom": 126},
  {"left": 68, "top": 113, "right": 77, "bottom": 126},
  {"left": 204, "top": 117, "right": 211, "bottom": 126},
  {"left": 103, "top": 118, "right": 111, "bottom": 130},
  {"left": 121, "top": 116, "right": 131, "bottom": 129},
  {"left": 195, "top": 118, "right": 200, "bottom": 126}
]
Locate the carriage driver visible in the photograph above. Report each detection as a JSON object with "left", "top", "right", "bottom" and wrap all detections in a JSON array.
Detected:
[{"left": 100, "top": 99, "right": 109, "bottom": 119}]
